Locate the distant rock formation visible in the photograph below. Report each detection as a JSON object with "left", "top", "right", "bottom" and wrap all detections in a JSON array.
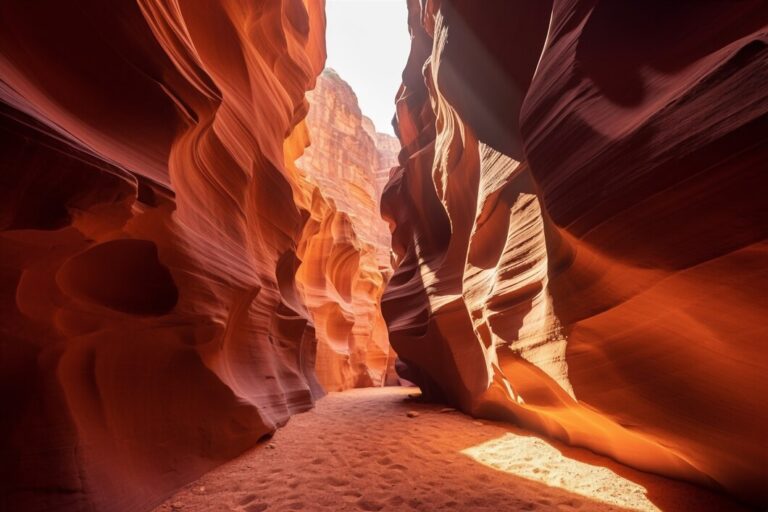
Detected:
[
  {"left": 382, "top": 0, "right": 768, "bottom": 506},
  {"left": 296, "top": 68, "right": 400, "bottom": 390},
  {"left": 0, "top": 2, "right": 393, "bottom": 511}
]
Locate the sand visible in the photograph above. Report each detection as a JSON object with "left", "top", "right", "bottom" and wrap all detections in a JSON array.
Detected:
[{"left": 153, "top": 387, "right": 748, "bottom": 512}]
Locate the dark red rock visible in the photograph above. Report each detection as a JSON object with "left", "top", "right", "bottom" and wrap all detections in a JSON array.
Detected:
[{"left": 0, "top": 1, "right": 389, "bottom": 511}]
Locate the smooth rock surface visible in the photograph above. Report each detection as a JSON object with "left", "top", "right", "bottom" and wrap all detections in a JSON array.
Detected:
[
  {"left": 0, "top": 2, "right": 390, "bottom": 511},
  {"left": 382, "top": 0, "right": 768, "bottom": 505}
]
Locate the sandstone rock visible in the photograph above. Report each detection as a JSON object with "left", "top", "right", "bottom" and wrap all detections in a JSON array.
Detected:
[
  {"left": 0, "top": 1, "right": 389, "bottom": 511},
  {"left": 382, "top": 0, "right": 768, "bottom": 506},
  {"left": 296, "top": 69, "right": 400, "bottom": 390},
  {"left": 406, "top": 411, "right": 420, "bottom": 418}
]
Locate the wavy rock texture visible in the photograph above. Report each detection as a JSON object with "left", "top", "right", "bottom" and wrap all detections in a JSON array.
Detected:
[
  {"left": 295, "top": 68, "right": 399, "bottom": 390},
  {"left": 383, "top": 0, "right": 768, "bottom": 506},
  {"left": 0, "top": 1, "right": 389, "bottom": 511}
]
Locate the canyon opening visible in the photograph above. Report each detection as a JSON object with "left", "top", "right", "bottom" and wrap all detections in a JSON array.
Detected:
[{"left": 1, "top": 2, "right": 766, "bottom": 512}]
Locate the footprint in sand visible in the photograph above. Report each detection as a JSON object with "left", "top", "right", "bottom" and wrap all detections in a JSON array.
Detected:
[
  {"left": 357, "top": 498, "right": 384, "bottom": 511},
  {"left": 342, "top": 490, "right": 363, "bottom": 503},
  {"left": 407, "top": 497, "right": 424, "bottom": 509},
  {"left": 237, "top": 494, "right": 257, "bottom": 505},
  {"left": 254, "top": 481, "right": 272, "bottom": 492},
  {"left": 381, "top": 474, "right": 403, "bottom": 486},
  {"left": 324, "top": 476, "right": 349, "bottom": 487}
]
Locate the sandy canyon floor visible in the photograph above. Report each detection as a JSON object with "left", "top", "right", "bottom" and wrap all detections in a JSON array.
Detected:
[{"left": 154, "top": 387, "right": 747, "bottom": 512}]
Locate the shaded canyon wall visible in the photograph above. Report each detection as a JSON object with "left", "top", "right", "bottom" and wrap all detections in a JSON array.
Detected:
[
  {"left": 0, "top": 1, "right": 389, "bottom": 511},
  {"left": 382, "top": 0, "right": 768, "bottom": 505}
]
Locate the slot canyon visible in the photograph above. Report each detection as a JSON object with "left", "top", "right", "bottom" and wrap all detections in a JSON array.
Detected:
[{"left": 0, "top": 1, "right": 765, "bottom": 512}]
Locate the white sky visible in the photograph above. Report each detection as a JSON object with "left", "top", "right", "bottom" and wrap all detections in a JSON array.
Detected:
[{"left": 325, "top": 0, "right": 410, "bottom": 135}]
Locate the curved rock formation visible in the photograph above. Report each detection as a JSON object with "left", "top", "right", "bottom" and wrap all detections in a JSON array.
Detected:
[
  {"left": 383, "top": 0, "right": 768, "bottom": 506},
  {"left": 295, "top": 68, "right": 399, "bottom": 390},
  {"left": 0, "top": 1, "right": 390, "bottom": 511}
]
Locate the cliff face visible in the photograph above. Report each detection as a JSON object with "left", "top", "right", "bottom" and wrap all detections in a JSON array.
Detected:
[
  {"left": 0, "top": 1, "right": 387, "bottom": 511},
  {"left": 383, "top": 0, "right": 768, "bottom": 505},
  {"left": 301, "top": 69, "right": 398, "bottom": 270},
  {"left": 295, "top": 69, "right": 399, "bottom": 390}
]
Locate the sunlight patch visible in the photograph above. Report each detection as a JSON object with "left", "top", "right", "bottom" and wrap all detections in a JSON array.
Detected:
[{"left": 462, "top": 433, "right": 658, "bottom": 512}]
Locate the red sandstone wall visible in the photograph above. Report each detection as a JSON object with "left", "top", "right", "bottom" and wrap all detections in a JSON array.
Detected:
[
  {"left": 383, "top": 0, "right": 768, "bottom": 505},
  {"left": 0, "top": 1, "right": 385, "bottom": 510},
  {"left": 295, "top": 68, "right": 399, "bottom": 390}
]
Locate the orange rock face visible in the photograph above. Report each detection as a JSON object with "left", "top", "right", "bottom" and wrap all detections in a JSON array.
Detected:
[
  {"left": 0, "top": 1, "right": 388, "bottom": 511},
  {"left": 383, "top": 0, "right": 768, "bottom": 505},
  {"left": 295, "top": 68, "right": 399, "bottom": 390}
]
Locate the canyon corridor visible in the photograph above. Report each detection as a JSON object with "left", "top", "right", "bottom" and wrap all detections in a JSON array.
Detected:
[{"left": 0, "top": 1, "right": 766, "bottom": 511}]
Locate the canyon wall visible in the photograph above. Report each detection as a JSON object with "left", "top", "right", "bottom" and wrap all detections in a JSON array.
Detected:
[
  {"left": 383, "top": 0, "right": 768, "bottom": 505},
  {"left": 296, "top": 68, "right": 399, "bottom": 390},
  {"left": 0, "top": 1, "right": 388, "bottom": 511}
]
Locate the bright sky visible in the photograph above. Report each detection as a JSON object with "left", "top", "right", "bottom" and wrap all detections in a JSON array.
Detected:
[{"left": 325, "top": 0, "right": 410, "bottom": 135}]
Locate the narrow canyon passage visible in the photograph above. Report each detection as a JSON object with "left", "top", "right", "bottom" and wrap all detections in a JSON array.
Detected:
[
  {"left": 1, "top": 1, "right": 766, "bottom": 512},
  {"left": 153, "top": 388, "right": 746, "bottom": 512}
]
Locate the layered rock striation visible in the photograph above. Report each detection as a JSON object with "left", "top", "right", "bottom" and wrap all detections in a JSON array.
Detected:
[
  {"left": 0, "top": 1, "right": 389, "bottom": 511},
  {"left": 295, "top": 68, "right": 400, "bottom": 390},
  {"left": 383, "top": 0, "right": 768, "bottom": 505}
]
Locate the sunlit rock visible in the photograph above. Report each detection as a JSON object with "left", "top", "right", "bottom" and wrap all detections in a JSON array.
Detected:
[
  {"left": 295, "top": 68, "right": 400, "bottom": 390},
  {"left": 382, "top": 0, "right": 768, "bottom": 505}
]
